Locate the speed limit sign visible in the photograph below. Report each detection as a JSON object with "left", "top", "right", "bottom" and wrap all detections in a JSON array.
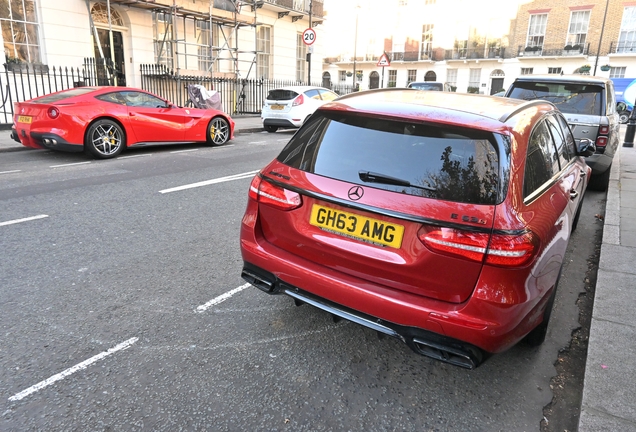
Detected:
[{"left": 302, "top": 28, "right": 316, "bottom": 46}]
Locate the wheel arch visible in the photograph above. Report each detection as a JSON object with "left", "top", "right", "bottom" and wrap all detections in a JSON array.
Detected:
[{"left": 83, "top": 116, "right": 129, "bottom": 148}]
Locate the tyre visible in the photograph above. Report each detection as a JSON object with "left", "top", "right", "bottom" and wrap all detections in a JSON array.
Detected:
[
  {"left": 571, "top": 199, "right": 583, "bottom": 232},
  {"left": 207, "top": 116, "right": 230, "bottom": 146},
  {"left": 524, "top": 267, "right": 561, "bottom": 347},
  {"left": 85, "top": 119, "right": 125, "bottom": 159},
  {"left": 588, "top": 165, "right": 611, "bottom": 191},
  {"left": 619, "top": 112, "right": 630, "bottom": 124},
  {"left": 264, "top": 125, "right": 278, "bottom": 133}
]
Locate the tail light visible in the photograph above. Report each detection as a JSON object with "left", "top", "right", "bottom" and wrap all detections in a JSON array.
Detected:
[
  {"left": 47, "top": 107, "right": 60, "bottom": 119},
  {"left": 596, "top": 124, "right": 609, "bottom": 148},
  {"left": 248, "top": 175, "right": 302, "bottom": 210},
  {"left": 419, "top": 227, "right": 538, "bottom": 267},
  {"left": 292, "top": 94, "right": 304, "bottom": 107}
]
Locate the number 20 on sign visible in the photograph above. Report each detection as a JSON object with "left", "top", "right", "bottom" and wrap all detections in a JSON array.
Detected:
[{"left": 303, "top": 28, "right": 316, "bottom": 45}]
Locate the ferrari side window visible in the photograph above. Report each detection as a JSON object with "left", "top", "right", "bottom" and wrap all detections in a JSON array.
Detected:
[
  {"left": 122, "top": 91, "right": 165, "bottom": 108},
  {"left": 96, "top": 92, "right": 126, "bottom": 105}
]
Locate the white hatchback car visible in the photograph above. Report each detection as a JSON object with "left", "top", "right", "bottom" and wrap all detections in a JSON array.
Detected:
[{"left": 261, "top": 86, "right": 339, "bottom": 132}]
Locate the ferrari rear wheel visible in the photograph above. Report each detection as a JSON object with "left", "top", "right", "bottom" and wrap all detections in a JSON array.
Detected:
[
  {"left": 207, "top": 116, "right": 230, "bottom": 146},
  {"left": 85, "top": 119, "right": 125, "bottom": 159}
]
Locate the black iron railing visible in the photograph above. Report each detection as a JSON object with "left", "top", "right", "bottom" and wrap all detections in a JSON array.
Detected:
[
  {"left": 516, "top": 43, "right": 590, "bottom": 57},
  {"left": 445, "top": 47, "right": 506, "bottom": 60},
  {"left": 1, "top": 58, "right": 115, "bottom": 125},
  {"left": 609, "top": 40, "right": 636, "bottom": 54},
  {"left": 139, "top": 64, "right": 354, "bottom": 115}
]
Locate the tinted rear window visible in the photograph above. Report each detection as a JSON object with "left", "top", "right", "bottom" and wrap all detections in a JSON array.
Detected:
[
  {"left": 35, "top": 88, "right": 97, "bottom": 103},
  {"left": 267, "top": 89, "right": 299, "bottom": 100},
  {"left": 508, "top": 81, "right": 604, "bottom": 115},
  {"left": 277, "top": 112, "right": 503, "bottom": 205},
  {"left": 408, "top": 82, "right": 443, "bottom": 91}
]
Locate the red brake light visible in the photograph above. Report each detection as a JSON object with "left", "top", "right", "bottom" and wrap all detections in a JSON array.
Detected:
[
  {"left": 248, "top": 175, "right": 302, "bottom": 210},
  {"left": 292, "top": 94, "right": 304, "bottom": 107},
  {"left": 484, "top": 232, "right": 538, "bottom": 267},
  {"left": 47, "top": 107, "right": 60, "bottom": 119},
  {"left": 419, "top": 227, "right": 538, "bottom": 267},
  {"left": 599, "top": 125, "right": 610, "bottom": 135},
  {"left": 595, "top": 136, "right": 608, "bottom": 147}
]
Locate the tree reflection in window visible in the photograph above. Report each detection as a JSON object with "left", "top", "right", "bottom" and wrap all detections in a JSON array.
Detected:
[{"left": 419, "top": 144, "right": 499, "bottom": 204}]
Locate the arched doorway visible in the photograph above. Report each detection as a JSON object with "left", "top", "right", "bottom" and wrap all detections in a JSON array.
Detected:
[
  {"left": 425, "top": 71, "right": 437, "bottom": 81},
  {"left": 322, "top": 72, "right": 332, "bottom": 89},
  {"left": 490, "top": 69, "right": 505, "bottom": 95},
  {"left": 91, "top": 3, "right": 127, "bottom": 86},
  {"left": 369, "top": 71, "right": 380, "bottom": 89}
]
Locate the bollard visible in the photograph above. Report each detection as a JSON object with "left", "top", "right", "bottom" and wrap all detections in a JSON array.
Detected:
[{"left": 624, "top": 105, "right": 636, "bottom": 148}]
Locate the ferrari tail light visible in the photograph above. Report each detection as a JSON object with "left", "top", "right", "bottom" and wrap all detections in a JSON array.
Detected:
[
  {"left": 292, "top": 94, "right": 304, "bottom": 107},
  {"left": 47, "top": 107, "right": 60, "bottom": 119},
  {"left": 419, "top": 227, "right": 538, "bottom": 267},
  {"left": 248, "top": 175, "right": 302, "bottom": 210}
]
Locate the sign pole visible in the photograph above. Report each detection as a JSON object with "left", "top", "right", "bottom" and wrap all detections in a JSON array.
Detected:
[
  {"left": 308, "top": 0, "right": 312, "bottom": 84},
  {"left": 376, "top": 52, "right": 391, "bottom": 89}
]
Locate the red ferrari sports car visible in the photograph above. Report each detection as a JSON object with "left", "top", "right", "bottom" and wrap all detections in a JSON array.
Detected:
[{"left": 11, "top": 86, "right": 235, "bottom": 159}]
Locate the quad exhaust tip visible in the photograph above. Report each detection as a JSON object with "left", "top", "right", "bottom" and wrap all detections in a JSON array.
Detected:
[{"left": 241, "top": 263, "right": 485, "bottom": 369}]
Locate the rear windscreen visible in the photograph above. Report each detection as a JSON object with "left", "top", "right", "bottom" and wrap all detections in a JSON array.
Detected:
[
  {"left": 35, "top": 88, "right": 97, "bottom": 103},
  {"left": 277, "top": 112, "right": 503, "bottom": 205},
  {"left": 409, "top": 83, "right": 443, "bottom": 91},
  {"left": 508, "top": 82, "right": 604, "bottom": 115},
  {"left": 267, "top": 90, "right": 299, "bottom": 101}
]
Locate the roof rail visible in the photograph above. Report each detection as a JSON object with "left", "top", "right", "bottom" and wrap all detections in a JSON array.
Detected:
[
  {"left": 336, "top": 87, "right": 405, "bottom": 101},
  {"left": 498, "top": 99, "right": 551, "bottom": 123}
]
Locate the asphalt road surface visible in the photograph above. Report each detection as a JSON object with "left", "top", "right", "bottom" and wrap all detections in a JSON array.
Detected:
[{"left": 0, "top": 131, "right": 604, "bottom": 431}]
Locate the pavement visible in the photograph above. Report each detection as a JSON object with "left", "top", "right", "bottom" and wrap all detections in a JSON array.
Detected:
[
  {"left": 578, "top": 139, "right": 636, "bottom": 431},
  {"left": 1, "top": 117, "right": 635, "bottom": 430}
]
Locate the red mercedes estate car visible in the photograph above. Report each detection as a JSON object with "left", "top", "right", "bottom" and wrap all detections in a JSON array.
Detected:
[
  {"left": 11, "top": 86, "right": 234, "bottom": 159},
  {"left": 239, "top": 89, "right": 595, "bottom": 368}
]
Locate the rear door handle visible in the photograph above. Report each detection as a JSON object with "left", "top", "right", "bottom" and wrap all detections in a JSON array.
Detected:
[{"left": 570, "top": 190, "right": 579, "bottom": 200}]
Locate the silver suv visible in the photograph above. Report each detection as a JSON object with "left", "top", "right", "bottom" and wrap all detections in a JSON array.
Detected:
[{"left": 505, "top": 75, "right": 619, "bottom": 190}]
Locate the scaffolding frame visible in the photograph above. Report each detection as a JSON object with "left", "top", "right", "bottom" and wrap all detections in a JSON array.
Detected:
[{"left": 103, "top": 0, "right": 263, "bottom": 80}]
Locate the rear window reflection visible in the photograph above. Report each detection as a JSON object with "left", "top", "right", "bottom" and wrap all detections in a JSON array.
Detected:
[
  {"left": 508, "top": 82, "right": 603, "bottom": 116},
  {"left": 278, "top": 113, "right": 502, "bottom": 205}
]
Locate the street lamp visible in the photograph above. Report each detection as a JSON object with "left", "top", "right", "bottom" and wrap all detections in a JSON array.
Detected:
[
  {"left": 593, "top": 0, "right": 610, "bottom": 75},
  {"left": 352, "top": 5, "right": 360, "bottom": 90}
]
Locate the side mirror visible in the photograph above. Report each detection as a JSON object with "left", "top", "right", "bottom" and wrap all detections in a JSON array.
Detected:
[
  {"left": 576, "top": 138, "right": 596, "bottom": 157},
  {"left": 617, "top": 102, "right": 628, "bottom": 112}
]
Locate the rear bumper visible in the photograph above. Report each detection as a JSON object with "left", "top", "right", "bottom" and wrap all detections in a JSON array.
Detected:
[
  {"left": 11, "top": 126, "right": 83, "bottom": 152},
  {"left": 242, "top": 261, "right": 485, "bottom": 369},
  {"left": 262, "top": 117, "right": 301, "bottom": 128},
  {"left": 240, "top": 204, "right": 550, "bottom": 362},
  {"left": 585, "top": 152, "right": 613, "bottom": 176}
]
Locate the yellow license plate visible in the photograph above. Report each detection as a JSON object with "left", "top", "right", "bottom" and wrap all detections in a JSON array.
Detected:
[
  {"left": 271, "top": 104, "right": 284, "bottom": 110},
  {"left": 310, "top": 204, "right": 404, "bottom": 249},
  {"left": 17, "top": 115, "right": 32, "bottom": 124}
]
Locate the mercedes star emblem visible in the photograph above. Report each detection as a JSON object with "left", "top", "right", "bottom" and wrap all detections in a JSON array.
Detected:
[{"left": 348, "top": 186, "right": 364, "bottom": 201}]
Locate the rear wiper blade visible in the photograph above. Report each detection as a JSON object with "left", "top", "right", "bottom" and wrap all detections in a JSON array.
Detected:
[{"left": 358, "top": 171, "right": 436, "bottom": 192}]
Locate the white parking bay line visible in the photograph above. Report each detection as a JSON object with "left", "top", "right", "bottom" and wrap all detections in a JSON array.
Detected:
[
  {"left": 8, "top": 337, "right": 139, "bottom": 402},
  {"left": 0, "top": 170, "right": 21, "bottom": 174},
  {"left": 159, "top": 170, "right": 259, "bottom": 194},
  {"left": 0, "top": 214, "right": 49, "bottom": 227},
  {"left": 196, "top": 283, "right": 251, "bottom": 313},
  {"left": 170, "top": 149, "right": 199, "bottom": 154},
  {"left": 118, "top": 154, "right": 152, "bottom": 160},
  {"left": 49, "top": 161, "right": 92, "bottom": 168}
]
